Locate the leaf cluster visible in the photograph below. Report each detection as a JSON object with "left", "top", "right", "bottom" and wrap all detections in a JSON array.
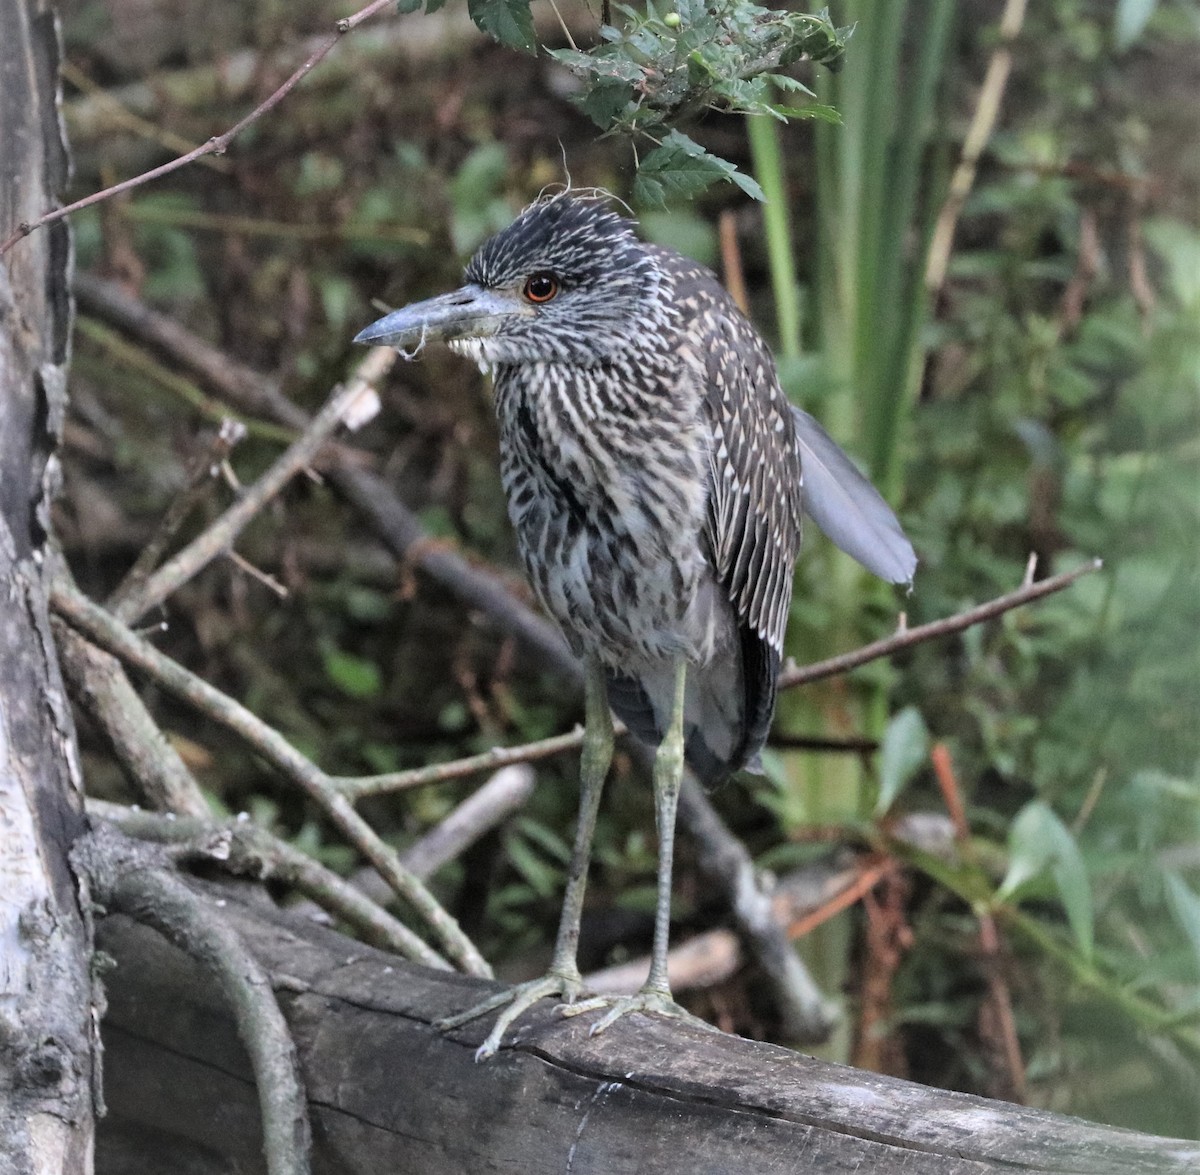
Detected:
[
  {"left": 407, "top": 0, "right": 848, "bottom": 204},
  {"left": 551, "top": 0, "right": 846, "bottom": 204}
]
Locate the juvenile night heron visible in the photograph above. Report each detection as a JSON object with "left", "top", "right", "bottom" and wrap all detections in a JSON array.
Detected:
[{"left": 355, "top": 193, "right": 915, "bottom": 1059}]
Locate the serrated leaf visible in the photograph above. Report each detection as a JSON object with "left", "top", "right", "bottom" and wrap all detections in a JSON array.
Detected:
[
  {"left": 765, "top": 73, "right": 816, "bottom": 98},
  {"left": 468, "top": 0, "right": 535, "bottom": 52},
  {"left": 727, "top": 167, "right": 766, "bottom": 201},
  {"left": 999, "top": 801, "right": 1094, "bottom": 959},
  {"left": 580, "top": 78, "right": 636, "bottom": 129},
  {"left": 394, "top": 0, "right": 422, "bottom": 13},
  {"left": 874, "top": 706, "right": 929, "bottom": 816},
  {"left": 634, "top": 130, "right": 764, "bottom": 207}
]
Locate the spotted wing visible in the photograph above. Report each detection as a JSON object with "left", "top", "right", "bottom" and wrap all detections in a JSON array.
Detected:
[{"left": 661, "top": 257, "right": 804, "bottom": 655}]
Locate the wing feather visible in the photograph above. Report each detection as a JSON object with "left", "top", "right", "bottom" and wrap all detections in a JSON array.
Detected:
[{"left": 692, "top": 293, "right": 804, "bottom": 655}]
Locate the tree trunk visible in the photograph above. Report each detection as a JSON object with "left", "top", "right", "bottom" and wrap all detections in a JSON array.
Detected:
[{"left": 0, "top": 0, "right": 95, "bottom": 1170}]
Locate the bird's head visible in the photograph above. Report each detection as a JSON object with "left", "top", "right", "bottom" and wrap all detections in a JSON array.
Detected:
[{"left": 354, "top": 194, "right": 662, "bottom": 367}]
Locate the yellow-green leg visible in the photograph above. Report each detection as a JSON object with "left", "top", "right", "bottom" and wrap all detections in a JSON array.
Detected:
[
  {"left": 437, "top": 657, "right": 613, "bottom": 1060},
  {"left": 563, "top": 656, "right": 712, "bottom": 1035}
]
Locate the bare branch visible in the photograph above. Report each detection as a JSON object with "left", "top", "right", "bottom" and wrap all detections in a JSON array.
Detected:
[
  {"left": 347, "top": 765, "right": 539, "bottom": 910},
  {"left": 342, "top": 559, "right": 1104, "bottom": 799},
  {"left": 87, "top": 799, "right": 451, "bottom": 971},
  {"left": 777, "top": 558, "right": 1103, "bottom": 690},
  {"left": 400, "top": 764, "right": 536, "bottom": 881},
  {"left": 51, "top": 578, "right": 490, "bottom": 978},
  {"left": 72, "top": 821, "right": 312, "bottom": 1175},
  {"left": 334, "top": 729, "right": 590, "bottom": 801},
  {"left": 0, "top": 0, "right": 401, "bottom": 257},
  {"left": 107, "top": 417, "right": 247, "bottom": 614},
  {"left": 113, "top": 345, "right": 395, "bottom": 624},
  {"left": 925, "top": 0, "right": 1030, "bottom": 296}
]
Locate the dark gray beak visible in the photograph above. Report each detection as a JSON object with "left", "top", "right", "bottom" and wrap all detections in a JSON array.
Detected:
[{"left": 353, "top": 284, "right": 527, "bottom": 350}]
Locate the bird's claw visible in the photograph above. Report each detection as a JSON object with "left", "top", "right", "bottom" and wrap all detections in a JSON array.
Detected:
[
  {"left": 560, "top": 987, "right": 716, "bottom": 1037},
  {"left": 436, "top": 970, "right": 585, "bottom": 1062}
]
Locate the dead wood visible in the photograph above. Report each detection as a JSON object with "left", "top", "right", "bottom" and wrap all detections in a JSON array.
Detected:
[{"left": 96, "top": 884, "right": 1200, "bottom": 1175}]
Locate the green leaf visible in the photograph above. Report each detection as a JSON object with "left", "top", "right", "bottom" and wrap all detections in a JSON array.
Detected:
[
  {"left": 580, "top": 78, "right": 636, "bottom": 129},
  {"left": 506, "top": 833, "right": 561, "bottom": 898},
  {"left": 467, "top": 0, "right": 535, "bottom": 52},
  {"left": 1114, "top": 0, "right": 1159, "bottom": 50},
  {"left": 1164, "top": 872, "right": 1200, "bottom": 974},
  {"left": 999, "top": 801, "right": 1094, "bottom": 959},
  {"left": 634, "top": 130, "right": 764, "bottom": 208},
  {"left": 394, "top": 0, "right": 423, "bottom": 13},
  {"left": 322, "top": 649, "right": 382, "bottom": 700},
  {"left": 875, "top": 706, "right": 929, "bottom": 816},
  {"left": 765, "top": 73, "right": 816, "bottom": 98}
]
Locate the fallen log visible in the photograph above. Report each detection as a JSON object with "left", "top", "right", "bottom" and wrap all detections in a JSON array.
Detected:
[{"left": 95, "top": 886, "right": 1199, "bottom": 1174}]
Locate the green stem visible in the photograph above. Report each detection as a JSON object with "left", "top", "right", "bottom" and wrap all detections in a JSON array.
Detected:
[{"left": 746, "top": 111, "right": 802, "bottom": 361}]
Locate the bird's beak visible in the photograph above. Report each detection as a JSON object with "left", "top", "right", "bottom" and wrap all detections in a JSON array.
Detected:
[{"left": 353, "top": 284, "right": 528, "bottom": 350}]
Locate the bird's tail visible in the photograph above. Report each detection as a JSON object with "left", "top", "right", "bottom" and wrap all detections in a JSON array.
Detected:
[{"left": 604, "top": 629, "right": 777, "bottom": 788}]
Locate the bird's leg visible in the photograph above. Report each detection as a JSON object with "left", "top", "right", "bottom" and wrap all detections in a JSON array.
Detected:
[
  {"left": 564, "top": 657, "right": 713, "bottom": 1036},
  {"left": 437, "top": 658, "right": 613, "bottom": 1060}
]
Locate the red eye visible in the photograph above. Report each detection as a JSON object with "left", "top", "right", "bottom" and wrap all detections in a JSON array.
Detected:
[{"left": 523, "top": 273, "right": 559, "bottom": 303}]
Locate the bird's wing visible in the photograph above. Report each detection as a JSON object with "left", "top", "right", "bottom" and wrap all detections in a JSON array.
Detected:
[
  {"left": 661, "top": 256, "right": 804, "bottom": 655},
  {"left": 789, "top": 408, "right": 917, "bottom": 586},
  {"left": 700, "top": 313, "right": 804, "bottom": 655}
]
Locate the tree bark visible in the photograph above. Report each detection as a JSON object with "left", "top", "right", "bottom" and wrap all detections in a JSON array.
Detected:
[
  {"left": 0, "top": 0, "right": 96, "bottom": 1171},
  {"left": 96, "top": 884, "right": 1200, "bottom": 1175}
]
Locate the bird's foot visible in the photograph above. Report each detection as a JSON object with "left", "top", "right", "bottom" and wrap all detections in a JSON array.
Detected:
[
  {"left": 436, "top": 969, "right": 585, "bottom": 1062},
  {"left": 560, "top": 986, "right": 717, "bottom": 1038}
]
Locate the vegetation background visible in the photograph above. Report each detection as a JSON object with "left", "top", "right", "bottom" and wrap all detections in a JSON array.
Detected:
[{"left": 57, "top": 0, "right": 1200, "bottom": 1139}]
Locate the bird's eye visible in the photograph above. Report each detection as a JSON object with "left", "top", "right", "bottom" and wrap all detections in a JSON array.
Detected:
[{"left": 523, "top": 273, "right": 559, "bottom": 304}]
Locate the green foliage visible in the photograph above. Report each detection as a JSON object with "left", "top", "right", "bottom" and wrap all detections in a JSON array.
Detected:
[
  {"left": 998, "top": 801, "right": 1094, "bottom": 960},
  {"left": 874, "top": 706, "right": 929, "bottom": 816},
  {"left": 543, "top": 1, "right": 848, "bottom": 200},
  {"left": 448, "top": 142, "right": 514, "bottom": 253},
  {"left": 468, "top": 0, "right": 537, "bottom": 54},
  {"left": 633, "top": 129, "right": 764, "bottom": 207},
  {"left": 547, "top": 0, "right": 846, "bottom": 129}
]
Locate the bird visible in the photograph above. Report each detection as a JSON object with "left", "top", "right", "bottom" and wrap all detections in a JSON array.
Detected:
[{"left": 354, "top": 192, "right": 916, "bottom": 1059}]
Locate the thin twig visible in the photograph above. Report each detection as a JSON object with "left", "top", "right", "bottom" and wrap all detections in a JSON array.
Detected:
[
  {"left": 334, "top": 729, "right": 593, "bottom": 801},
  {"left": 778, "top": 558, "right": 1102, "bottom": 690},
  {"left": 113, "top": 346, "right": 395, "bottom": 624},
  {"left": 335, "top": 563, "right": 1101, "bottom": 800},
  {"left": 226, "top": 550, "right": 290, "bottom": 600},
  {"left": 931, "top": 743, "right": 1026, "bottom": 1102},
  {"left": 60, "top": 60, "right": 234, "bottom": 173},
  {"left": 73, "top": 822, "right": 312, "bottom": 1175},
  {"left": 400, "top": 765, "right": 536, "bottom": 881},
  {"left": 925, "top": 0, "right": 1029, "bottom": 296},
  {"left": 75, "top": 316, "right": 298, "bottom": 442},
  {"left": 786, "top": 857, "right": 896, "bottom": 940},
  {"left": 52, "top": 579, "right": 490, "bottom": 978},
  {"left": 345, "top": 766, "right": 538, "bottom": 911},
  {"left": 0, "top": 0, "right": 400, "bottom": 257},
  {"left": 87, "top": 800, "right": 451, "bottom": 970},
  {"left": 107, "top": 418, "right": 247, "bottom": 613}
]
